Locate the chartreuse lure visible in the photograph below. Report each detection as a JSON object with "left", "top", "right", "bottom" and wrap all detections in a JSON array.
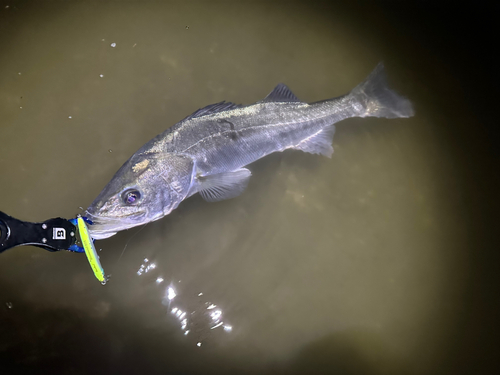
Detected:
[{"left": 69, "top": 215, "right": 107, "bottom": 285}]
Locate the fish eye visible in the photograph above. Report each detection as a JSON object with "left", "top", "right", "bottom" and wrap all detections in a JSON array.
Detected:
[{"left": 122, "top": 189, "right": 141, "bottom": 205}]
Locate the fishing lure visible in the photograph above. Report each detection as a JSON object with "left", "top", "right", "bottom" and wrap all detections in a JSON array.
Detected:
[{"left": 70, "top": 215, "right": 108, "bottom": 285}]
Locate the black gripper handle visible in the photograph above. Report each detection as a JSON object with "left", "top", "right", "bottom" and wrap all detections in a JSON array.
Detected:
[{"left": 0, "top": 211, "right": 77, "bottom": 253}]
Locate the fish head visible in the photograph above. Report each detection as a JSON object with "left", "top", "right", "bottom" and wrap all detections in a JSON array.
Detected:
[{"left": 86, "top": 152, "right": 194, "bottom": 240}]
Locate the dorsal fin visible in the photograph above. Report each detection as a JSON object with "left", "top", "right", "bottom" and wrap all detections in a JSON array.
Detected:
[
  {"left": 183, "top": 101, "right": 243, "bottom": 121},
  {"left": 261, "top": 83, "right": 301, "bottom": 103}
]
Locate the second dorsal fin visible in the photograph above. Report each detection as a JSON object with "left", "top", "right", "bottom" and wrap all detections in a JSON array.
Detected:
[{"left": 261, "top": 83, "right": 301, "bottom": 103}]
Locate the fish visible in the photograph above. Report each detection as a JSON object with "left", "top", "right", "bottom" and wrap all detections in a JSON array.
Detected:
[{"left": 86, "top": 63, "right": 414, "bottom": 239}]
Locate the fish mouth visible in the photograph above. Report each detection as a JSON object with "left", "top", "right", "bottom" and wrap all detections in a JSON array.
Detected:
[{"left": 85, "top": 209, "right": 147, "bottom": 240}]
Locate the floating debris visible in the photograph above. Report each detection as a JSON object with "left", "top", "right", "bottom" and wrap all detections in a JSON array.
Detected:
[{"left": 5, "top": 302, "right": 13, "bottom": 309}]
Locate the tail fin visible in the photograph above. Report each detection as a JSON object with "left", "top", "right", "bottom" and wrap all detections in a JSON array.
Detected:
[{"left": 350, "top": 63, "right": 414, "bottom": 119}]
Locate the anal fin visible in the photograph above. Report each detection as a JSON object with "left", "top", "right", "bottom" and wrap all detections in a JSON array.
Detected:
[
  {"left": 293, "top": 124, "right": 336, "bottom": 158},
  {"left": 196, "top": 168, "right": 251, "bottom": 202}
]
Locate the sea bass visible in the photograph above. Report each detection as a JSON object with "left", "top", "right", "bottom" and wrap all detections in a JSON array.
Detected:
[{"left": 87, "top": 63, "right": 413, "bottom": 239}]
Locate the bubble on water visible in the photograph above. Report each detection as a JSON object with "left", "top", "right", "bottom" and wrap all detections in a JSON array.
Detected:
[
  {"left": 110, "top": 42, "right": 116, "bottom": 47},
  {"left": 5, "top": 6, "right": 10, "bottom": 9},
  {"left": 156, "top": 277, "right": 164, "bottom": 284},
  {"left": 99, "top": 74, "right": 104, "bottom": 78},
  {"left": 19, "top": 106, "right": 22, "bottom": 109},
  {"left": 68, "top": 116, "right": 72, "bottom": 119},
  {"left": 18, "top": 72, "right": 21, "bottom": 75},
  {"left": 101, "top": 39, "right": 105, "bottom": 42},
  {"left": 6, "top": 302, "right": 13, "bottom": 309},
  {"left": 185, "top": 26, "right": 189, "bottom": 30},
  {"left": 108, "top": 149, "right": 112, "bottom": 153},
  {"left": 196, "top": 342, "right": 202, "bottom": 347}
]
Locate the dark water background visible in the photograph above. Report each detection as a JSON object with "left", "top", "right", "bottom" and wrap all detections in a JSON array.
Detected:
[{"left": 0, "top": 1, "right": 498, "bottom": 374}]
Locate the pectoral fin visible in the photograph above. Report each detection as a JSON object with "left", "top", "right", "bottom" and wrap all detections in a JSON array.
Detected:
[{"left": 196, "top": 168, "right": 251, "bottom": 202}]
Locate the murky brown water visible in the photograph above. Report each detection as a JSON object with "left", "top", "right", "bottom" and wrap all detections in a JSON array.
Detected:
[{"left": 1, "top": 1, "right": 498, "bottom": 374}]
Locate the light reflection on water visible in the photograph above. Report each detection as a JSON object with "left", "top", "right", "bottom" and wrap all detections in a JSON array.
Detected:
[{"left": 136, "top": 257, "right": 233, "bottom": 347}]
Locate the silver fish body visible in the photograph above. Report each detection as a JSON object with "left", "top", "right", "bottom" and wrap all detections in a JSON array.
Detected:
[{"left": 87, "top": 63, "right": 414, "bottom": 239}]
